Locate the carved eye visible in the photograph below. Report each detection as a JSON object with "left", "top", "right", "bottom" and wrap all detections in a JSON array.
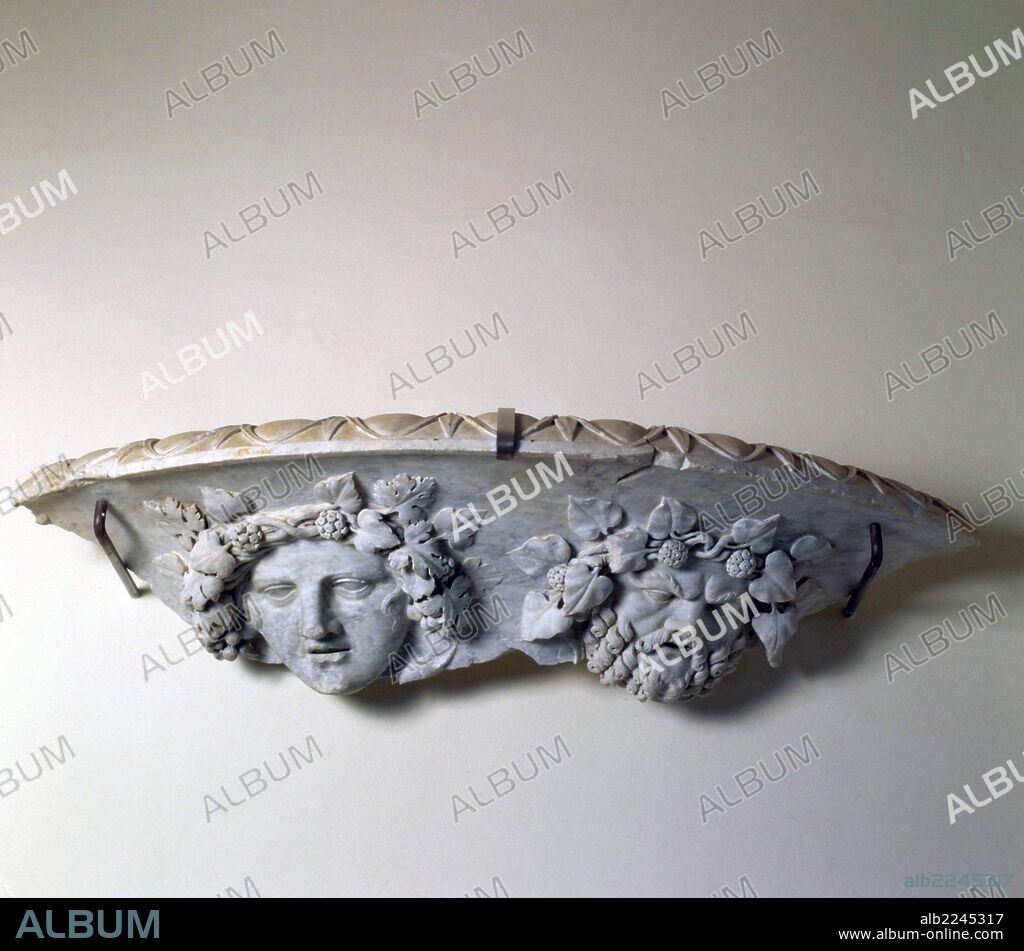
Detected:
[
  {"left": 259, "top": 583, "right": 296, "bottom": 603},
  {"left": 332, "top": 578, "right": 372, "bottom": 598}
]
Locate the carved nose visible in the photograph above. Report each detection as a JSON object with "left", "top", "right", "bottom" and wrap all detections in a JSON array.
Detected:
[{"left": 299, "top": 586, "right": 335, "bottom": 640}]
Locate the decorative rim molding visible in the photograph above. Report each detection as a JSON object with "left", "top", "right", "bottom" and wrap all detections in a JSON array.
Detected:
[{"left": 16, "top": 412, "right": 963, "bottom": 520}]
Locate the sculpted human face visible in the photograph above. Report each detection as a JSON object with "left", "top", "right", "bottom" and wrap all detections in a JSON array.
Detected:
[
  {"left": 612, "top": 567, "right": 706, "bottom": 640},
  {"left": 247, "top": 539, "right": 410, "bottom": 694}
]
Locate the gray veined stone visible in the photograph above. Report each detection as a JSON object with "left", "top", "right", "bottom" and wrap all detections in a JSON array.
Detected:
[{"left": 16, "top": 412, "right": 975, "bottom": 702}]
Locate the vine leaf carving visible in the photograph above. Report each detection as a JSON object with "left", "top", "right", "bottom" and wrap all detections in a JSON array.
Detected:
[
  {"left": 143, "top": 497, "right": 207, "bottom": 549},
  {"left": 352, "top": 510, "right": 401, "bottom": 553},
  {"left": 370, "top": 474, "right": 436, "bottom": 521},
  {"left": 567, "top": 497, "right": 622, "bottom": 541},
  {"left": 459, "top": 556, "right": 503, "bottom": 594},
  {"left": 315, "top": 472, "right": 362, "bottom": 512}
]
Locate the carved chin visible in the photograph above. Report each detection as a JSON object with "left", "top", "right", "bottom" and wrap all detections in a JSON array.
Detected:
[
  {"left": 309, "top": 677, "right": 368, "bottom": 696},
  {"left": 289, "top": 628, "right": 409, "bottom": 695},
  {"left": 298, "top": 662, "right": 384, "bottom": 696}
]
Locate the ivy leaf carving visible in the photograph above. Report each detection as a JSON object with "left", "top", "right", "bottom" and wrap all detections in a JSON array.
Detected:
[
  {"left": 729, "top": 514, "right": 780, "bottom": 554},
  {"left": 561, "top": 563, "right": 613, "bottom": 615},
  {"left": 794, "top": 578, "right": 822, "bottom": 606},
  {"left": 567, "top": 497, "right": 622, "bottom": 541},
  {"left": 790, "top": 534, "right": 832, "bottom": 562},
  {"left": 507, "top": 535, "right": 572, "bottom": 579},
  {"left": 575, "top": 540, "right": 608, "bottom": 568},
  {"left": 752, "top": 606, "right": 799, "bottom": 667},
  {"left": 315, "top": 473, "right": 362, "bottom": 513},
  {"left": 636, "top": 571, "right": 682, "bottom": 597},
  {"left": 521, "top": 591, "right": 575, "bottom": 641},
  {"left": 646, "top": 497, "right": 698, "bottom": 539},
  {"left": 748, "top": 550, "right": 797, "bottom": 604}
]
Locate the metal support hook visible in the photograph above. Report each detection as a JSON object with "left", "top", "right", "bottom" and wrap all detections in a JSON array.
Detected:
[
  {"left": 93, "top": 500, "right": 143, "bottom": 599},
  {"left": 843, "top": 522, "right": 883, "bottom": 618},
  {"left": 496, "top": 407, "right": 517, "bottom": 459}
]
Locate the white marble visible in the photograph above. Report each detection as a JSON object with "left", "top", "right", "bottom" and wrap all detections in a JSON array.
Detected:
[{"left": 16, "top": 413, "right": 975, "bottom": 702}]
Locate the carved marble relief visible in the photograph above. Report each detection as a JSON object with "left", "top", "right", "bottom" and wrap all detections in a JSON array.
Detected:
[
  {"left": 143, "top": 476, "right": 837, "bottom": 701},
  {"left": 509, "top": 497, "right": 832, "bottom": 701},
  {"left": 15, "top": 412, "right": 976, "bottom": 705},
  {"left": 145, "top": 474, "right": 498, "bottom": 694}
]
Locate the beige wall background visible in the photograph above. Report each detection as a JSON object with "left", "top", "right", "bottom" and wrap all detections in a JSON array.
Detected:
[{"left": 0, "top": 0, "right": 1021, "bottom": 897}]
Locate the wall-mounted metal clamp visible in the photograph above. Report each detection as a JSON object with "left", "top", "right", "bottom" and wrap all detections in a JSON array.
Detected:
[
  {"left": 843, "top": 522, "right": 883, "bottom": 618},
  {"left": 496, "top": 407, "right": 517, "bottom": 459},
  {"left": 93, "top": 500, "right": 143, "bottom": 599}
]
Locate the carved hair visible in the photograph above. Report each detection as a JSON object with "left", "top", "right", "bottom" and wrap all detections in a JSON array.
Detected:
[
  {"left": 582, "top": 604, "right": 757, "bottom": 701},
  {"left": 147, "top": 474, "right": 476, "bottom": 675}
]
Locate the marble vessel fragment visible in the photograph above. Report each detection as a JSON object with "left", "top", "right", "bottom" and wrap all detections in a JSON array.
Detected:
[{"left": 16, "top": 412, "right": 975, "bottom": 702}]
